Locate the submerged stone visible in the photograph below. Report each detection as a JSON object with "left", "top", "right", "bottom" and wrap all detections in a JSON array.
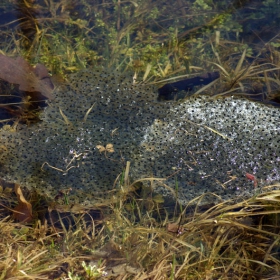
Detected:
[{"left": 0, "top": 68, "right": 279, "bottom": 205}]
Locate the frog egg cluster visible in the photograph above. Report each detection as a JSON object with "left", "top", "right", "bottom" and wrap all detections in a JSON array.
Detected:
[
  {"left": 0, "top": 68, "right": 279, "bottom": 206},
  {"left": 0, "top": 69, "right": 165, "bottom": 204},
  {"left": 135, "top": 96, "right": 280, "bottom": 203}
]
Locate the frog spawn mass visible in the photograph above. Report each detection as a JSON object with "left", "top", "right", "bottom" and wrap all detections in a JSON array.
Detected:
[{"left": 0, "top": 68, "right": 279, "bottom": 205}]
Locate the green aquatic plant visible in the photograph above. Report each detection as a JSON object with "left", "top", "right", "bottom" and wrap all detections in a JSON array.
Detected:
[{"left": 81, "top": 260, "right": 107, "bottom": 278}]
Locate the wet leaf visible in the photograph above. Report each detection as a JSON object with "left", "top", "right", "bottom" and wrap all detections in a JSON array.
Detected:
[
  {"left": 96, "top": 143, "right": 114, "bottom": 153},
  {"left": 13, "top": 184, "right": 32, "bottom": 223},
  {"left": 105, "top": 143, "right": 114, "bottom": 153},
  {"left": 109, "top": 263, "right": 141, "bottom": 276},
  {"left": 245, "top": 173, "right": 258, "bottom": 188},
  {"left": 96, "top": 145, "right": 106, "bottom": 153},
  {"left": 0, "top": 54, "right": 54, "bottom": 99},
  {"left": 167, "top": 222, "right": 184, "bottom": 235}
]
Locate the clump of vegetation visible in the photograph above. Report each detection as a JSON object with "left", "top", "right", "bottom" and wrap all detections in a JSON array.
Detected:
[
  {"left": 0, "top": 0, "right": 279, "bottom": 78},
  {"left": 1, "top": 169, "right": 280, "bottom": 279},
  {"left": 0, "top": 0, "right": 279, "bottom": 116}
]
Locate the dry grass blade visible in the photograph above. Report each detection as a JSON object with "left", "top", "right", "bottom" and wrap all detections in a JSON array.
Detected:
[
  {"left": 124, "top": 161, "right": 130, "bottom": 186},
  {"left": 1, "top": 175, "right": 280, "bottom": 279},
  {"left": 59, "top": 108, "right": 71, "bottom": 125},
  {"left": 143, "top": 63, "right": 152, "bottom": 81},
  {"left": 212, "top": 61, "right": 230, "bottom": 76},
  {"left": 191, "top": 78, "right": 220, "bottom": 96},
  {"left": 233, "top": 48, "right": 247, "bottom": 77}
]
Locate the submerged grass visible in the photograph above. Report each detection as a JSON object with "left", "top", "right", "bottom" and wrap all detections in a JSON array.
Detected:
[{"left": 1, "top": 168, "right": 280, "bottom": 279}]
